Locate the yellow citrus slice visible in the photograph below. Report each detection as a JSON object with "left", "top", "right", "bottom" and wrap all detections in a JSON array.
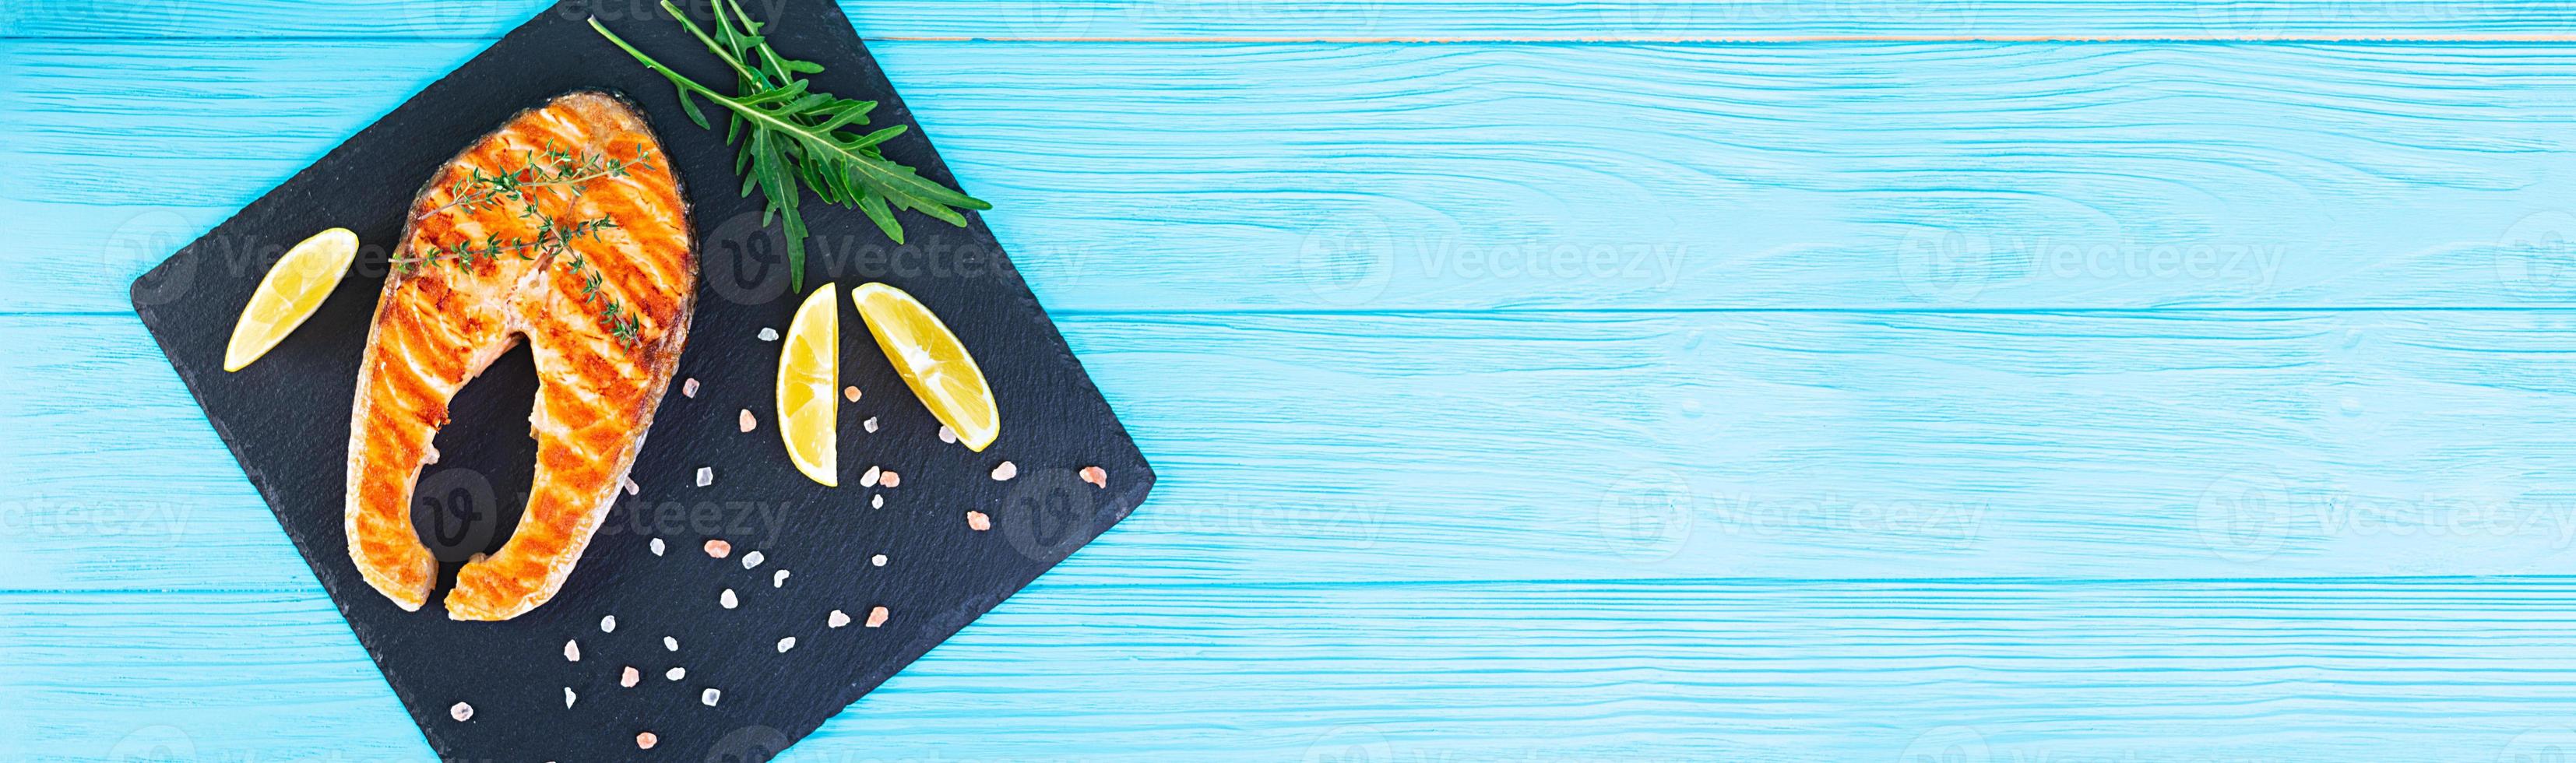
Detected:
[
  {"left": 850, "top": 283, "right": 999, "bottom": 452},
  {"left": 223, "top": 227, "right": 359, "bottom": 372},
  {"left": 776, "top": 283, "right": 839, "bottom": 487}
]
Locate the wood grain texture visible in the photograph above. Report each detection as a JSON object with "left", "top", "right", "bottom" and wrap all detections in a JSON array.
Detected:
[
  {"left": 14, "top": 310, "right": 2576, "bottom": 592},
  {"left": 9, "top": 0, "right": 2576, "bottom": 40},
  {"left": 12, "top": 581, "right": 2576, "bottom": 761},
  {"left": 9, "top": 1, "right": 2574, "bottom": 758},
  {"left": 14, "top": 40, "right": 2576, "bottom": 315}
]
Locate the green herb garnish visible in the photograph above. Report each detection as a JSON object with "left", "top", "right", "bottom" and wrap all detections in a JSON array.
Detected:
[
  {"left": 394, "top": 142, "right": 648, "bottom": 345},
  {"left": 589, "top": 0, "right": 992, "bottom": 293}
]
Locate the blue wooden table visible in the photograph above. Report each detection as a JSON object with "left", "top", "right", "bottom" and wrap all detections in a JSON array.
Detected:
[{"left": 12, "top": 2, "right": 2576, "bottom": 760}]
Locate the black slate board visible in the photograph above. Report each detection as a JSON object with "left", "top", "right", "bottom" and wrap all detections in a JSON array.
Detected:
[{"left": 128, "top": 2, "right": 1153, "bottom": 759}]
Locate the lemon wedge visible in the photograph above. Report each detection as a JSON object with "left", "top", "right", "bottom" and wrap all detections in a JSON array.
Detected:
[
  {"left": 776, "top": 283, "right": 840, "bottom": 486},
  {"left": 223, "top": 227, "right": 359, "bottom": 372},
  {"left": 850, "top": 283, "right": 998, "bottom": 452}
]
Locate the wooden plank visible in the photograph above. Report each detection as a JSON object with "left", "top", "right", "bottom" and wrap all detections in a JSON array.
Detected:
[
  {"left": 12, "top": 40, "right": 2576, "bottom": 315},
  {"left": 10, "top": 580, "right": 2576, "bottom": 760},
  {"left": 10, "top": 0, "right": 2576, "bottom": 40},
  {"left": 13, "top": 309, "right": 2576, "bottom": 591}
]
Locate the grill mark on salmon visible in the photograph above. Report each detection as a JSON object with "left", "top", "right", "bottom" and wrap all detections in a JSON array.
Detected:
[{"left": 346, "top": 91, "right": 695, "bottom": 621}]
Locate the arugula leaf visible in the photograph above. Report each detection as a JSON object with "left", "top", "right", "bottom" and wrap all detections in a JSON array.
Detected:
[{"left": 591, "top": 0, "right": 992, "bottom": 293}]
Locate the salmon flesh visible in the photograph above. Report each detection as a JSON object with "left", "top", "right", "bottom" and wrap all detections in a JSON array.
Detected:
[{"left": 346, "top": 91, "right": 695, "bottom": 621}]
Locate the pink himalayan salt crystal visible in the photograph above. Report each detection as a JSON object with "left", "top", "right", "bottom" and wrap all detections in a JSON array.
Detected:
[
  {"left": 965, "top": 511, "right": 991, "bottom": 532},
  {"left": 703, "top": 539, "right": 732, "bottom": 558},
  {"left": 1079, "top": 466, "right": 1108, "bottom": 488}
]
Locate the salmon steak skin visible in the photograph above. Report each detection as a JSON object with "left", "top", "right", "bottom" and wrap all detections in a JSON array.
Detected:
[{"left": 346, "top": 90, "right": 695, "bottom": 621}]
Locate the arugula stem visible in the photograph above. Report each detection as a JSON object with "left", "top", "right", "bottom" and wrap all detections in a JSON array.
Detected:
[{"left": 657, "top": 0, "right": 765, "bottom": 89}]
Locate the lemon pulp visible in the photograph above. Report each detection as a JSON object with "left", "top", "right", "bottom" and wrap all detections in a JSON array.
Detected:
[{"left": 776, "top": 283, "right": 840, "bottom": 486}]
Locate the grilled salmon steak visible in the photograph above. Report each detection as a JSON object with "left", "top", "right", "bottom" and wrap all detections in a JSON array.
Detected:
[{"left": 347, "top": 91, "right": 695, "bottom": 621}]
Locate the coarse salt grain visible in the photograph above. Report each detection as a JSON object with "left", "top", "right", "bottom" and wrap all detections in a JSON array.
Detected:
[
  {"left": 829, "top": 610, "right": 851, "bottom": 628},
  {"left": 772, "top": 569, "right": 790, "bottom": 588},
  {"left": 741, "top": 550, "right": 765, "bottom": 569},
  {"left": 564, "top": 639, "right": 581, "bottom": 662},
  {"left": 565, "top": 687, "right": 577, "bottom": 708},
  {"left": 991, "top": 462, "right": 1018, "bottom": 481},
  {"left": 843, "top": 386, "right": 861, "bottom": 402},
  {"left": 720, "top": 589, "right": 738, "bottom": 609},
  {"left": 600, "top": 615, "right": 618, "bottom": 633},
  {"left": 621, "top": 666, "right": 640, "bottom": 687},
  {"left": 621, "top": 475, "right": 640, "bottom": 495},
  {"left": 776, "top": 636, "right": 797, "bottom": 653},
  {"left": 871, "top": 554, "right": 887, "bottom": 567},
  {"left": 863, "top": 417, "right": 878, "bottom": 433},
  {"left": 663, "top": 636, "right": 680, "bottom": 652},
  {"left": 758, "top": 327, "right": 779, "bottom": 341},
  {"left": 636, "top": 732, "right": 658, "bottom": 750},
  {"left": 702, "top": 687, "right": 722, "bottom": 707},
  {"left": 865, "top": 607, "right": 889, "bottom": 628},
  {"left": 449, "top": 702, "right": 473, "bottom": 722},
  {"left": 695, "top": 466, "right": 714, "bottom": 487},
  {"left": 682, "top": 378, "right": 699, "bottom": 398},
  {"left": 871, "top": 494, "right": 884, "bottom": 509},
  {"left": 738, "top": 409, "right": 756, "bottom": 432},
  {"left": 860, "top": 466, "right": 881, "bottom": 487},
  {"left": 1080, "top": 466, "right": 1108, "bottom": 489},
  {"left": 966, "top": 511, "right": 991, "bottom": 532},
  {"left": 650, "top": 537, "right": 665, "bottom": 556},
  {"left": 938, "top": 426, "right": 956, "bottom": 444},
  {"left": 666, "top": 666, "right": 686, "bottom": 681},
  {"left": 703, "top": 540, "right": 731, "bottom": 558}
]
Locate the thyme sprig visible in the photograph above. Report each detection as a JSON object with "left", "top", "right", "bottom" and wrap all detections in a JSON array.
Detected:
[
  {"left": 417, "top": 143, "right": 651, "bottom": 220},
  {"left": 393, "top": 144, "right": 647, "bottom": 345},
  {"left": 590, "top": 0, "right": 993, "bottom": 293}
]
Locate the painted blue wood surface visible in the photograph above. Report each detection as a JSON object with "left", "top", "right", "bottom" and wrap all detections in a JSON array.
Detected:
[{"left": 9, "top": 2, "right": 2576, "bottom": 761}]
